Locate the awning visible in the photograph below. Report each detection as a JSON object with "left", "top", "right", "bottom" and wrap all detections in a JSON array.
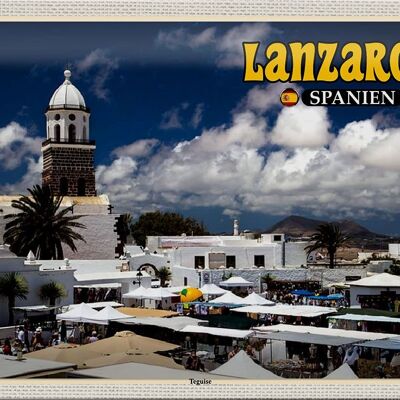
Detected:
[
  {"left": 252, "top": 324, "right": 397, "bottom": 346},
  {"left": 329, "top": 314, "right": 400, "bottom": 324},
  {"left": 180, "top": 325, "right": 253, "bottom": 339},
  {"left": 232, "top": 304, "right": 337, "bottom": 318},
  {"left": 359, "top": 337, "right": 400, "bottom": 350},
  {"left": 13, "top": 305, "right": 60, "bottom": 312}
]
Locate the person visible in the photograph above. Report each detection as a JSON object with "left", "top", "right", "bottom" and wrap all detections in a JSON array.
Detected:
[
  {"left": 88, "top": 331, "right": 99, "bottom": 343},
  {"left": 17, "top": 326, "right": 24, "bottom": 343},
  {"left": 70, "top": 324, "right": 80, "bottom": 344},
  {"left": 49, "top": 332, "right": 60, "bottom": 347},
  {"left": 79, "top": 323, "right": 85, "bottom": 345},
  {"left": 228, "top": 345, "right": 240, "bottom": 360},
  {"left": 32, "top": 328, "right": 44, "bottom": 351},
  {"left": 245, "top": 344, "right": 255, "bottom": 357},
  {"left": 2, "top": 339, "right": 12, "bottom": 356},
  {"left": 59, "top": 321, "right": 67, "bottom": 343},
  {"left": 185, "top": 351, "right": 205, "bottom": 371}
]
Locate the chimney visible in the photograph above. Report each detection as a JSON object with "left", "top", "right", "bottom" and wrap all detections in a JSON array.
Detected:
[{"left": 233, "top": 219, "right": 239, "bottom": 236}]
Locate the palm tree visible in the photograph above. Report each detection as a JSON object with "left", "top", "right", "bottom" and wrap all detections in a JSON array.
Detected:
[
  {"left": 39, "top": 281, "right": 67, "bottom": 308},
  {"left": 305, "top": 222, "right": 351, "bottom": 269},
  {"left": 0, "top": 272, "right": 29, "bottom": 325},
  {"left": 3, "top": 185, "right": 86, "bottom": 260},
  {"left": 156, "top": 266, "right": 172, "bottom": 287},
  {"left": 261, "top": 273, "right": 276, "bottom": 290}
]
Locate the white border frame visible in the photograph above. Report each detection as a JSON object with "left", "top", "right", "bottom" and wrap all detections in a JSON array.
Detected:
[{"left": 1, "top": 1, "right": 400, "bottom": 399}]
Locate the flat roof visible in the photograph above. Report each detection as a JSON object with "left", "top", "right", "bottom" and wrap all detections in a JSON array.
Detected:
[
  {"left": 74, "top": 271, "right": 150, "bottom": 282},
  {"left": 0, "top": 194, "right": 110, "bottom": 206},
  {"left": 0, "top": 355, "right": 76, "bottom": 378}
]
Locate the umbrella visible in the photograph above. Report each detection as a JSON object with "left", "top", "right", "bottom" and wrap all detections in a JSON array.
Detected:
[
  {"left": 26, "top": 344, "right": 99, "bottom": 365},
  {"left": 26, "top": 331, "right": 179, "bottom": 368},
  {"left": 82, "top": 352, "right": 183, "bottom": 369},
  {"left": 81, "top": 331, "right": 179, "bottom": 354},
  {"left": 180, "top": 288, "right": 203, "bottom": 302}
]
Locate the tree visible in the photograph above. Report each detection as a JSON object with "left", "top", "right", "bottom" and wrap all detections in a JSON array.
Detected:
[
  {"left": 261, "top": 273, "right": 276, "bottom": 289},
  {"left": 156, "top": 266, "right": 172, "bottom": 287},
  {"left": 305, "top": 222, "right": 351, "bottom": 269},
  {"left": 3, "top": 185, "right": 86, "bottom": 260},
  {"left": 131, "top": 211, "right": 209, "bottom": 247},
  {"left": 116, "top": 213, "right": 133, "bottom": 245},
  {"left": 39, "top": 281, "right": 67, "bottom": 307},
  {"left": 0, "top": 272, "right": 29, "bottom": 325}
]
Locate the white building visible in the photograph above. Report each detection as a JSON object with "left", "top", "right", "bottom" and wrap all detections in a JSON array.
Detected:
[
  {"left": 0, "top": 249, "right": 151, "bottom": 327},
  {"left": 348, "top": 273, "right": 400, "bottom": 307}
]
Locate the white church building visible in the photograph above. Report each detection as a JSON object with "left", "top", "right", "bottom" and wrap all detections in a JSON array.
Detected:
[{"left": 0, "top": 70, "right": 122, "bottom": 260}]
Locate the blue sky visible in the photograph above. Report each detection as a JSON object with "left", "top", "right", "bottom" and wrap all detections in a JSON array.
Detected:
[{"left": 2, "top": 22, "right": 400, "bottom": 234}]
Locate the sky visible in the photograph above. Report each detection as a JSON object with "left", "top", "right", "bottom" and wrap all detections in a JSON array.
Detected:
[{"left": 2, "top": 22, "right": 400, "bottom": 234}]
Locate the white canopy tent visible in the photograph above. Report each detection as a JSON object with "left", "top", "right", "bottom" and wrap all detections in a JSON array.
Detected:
[
  {"left": 199, "top": 284, "right": 228, "bottom": 296},
  {"left": 232, "top": 304, "right": 337, "bottom": 318},
  {"left": 95, "top": 305, "right": 134, "bottom": 322},
  {"left": 349, "top": 273, "right": 400, "bottom": 287},
  {"left": 122, "top": 286, "right": 151, "bottom": 299},
  {"left": 56, "top": 302, "right": 104, "bottom": 324},
  {"left": 324, "top": 363, "right": 358, "bottom": 379},
  {"left": 145, "top": 288, "right": 180, "bottom": 300},
  {"left": 68, "top": 301, "right": 123, "bottom": 309},
  {"left": 243, "top": 292, "right": 275, "bottom": 306},
  {"left": 209, "top": 291, "right": 248, "bottom": 305},
  {"left": 220, "top": 277, "right": 255, "bottom": 287},
  {"left": 210, "top": 350, "right": 282, "bottom": 379},
  {"left": 180, "top": 325, "right": 253, "bottom": 339}
]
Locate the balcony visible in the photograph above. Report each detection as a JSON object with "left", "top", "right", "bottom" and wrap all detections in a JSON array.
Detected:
[
  {"left": 42, "top": 138, "right": 96, "bottom": 146},
  {"left": 46, "top": 104, "right": 90, "bottom": 113}
]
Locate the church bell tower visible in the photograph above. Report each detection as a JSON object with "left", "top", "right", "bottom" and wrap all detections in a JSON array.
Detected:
[{"left": 42, "top": 70, "right": 96, "bottom": 196}]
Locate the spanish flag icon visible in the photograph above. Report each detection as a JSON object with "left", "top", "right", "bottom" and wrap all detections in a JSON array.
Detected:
[{"left": 280, "top": 88, "right": 299, "bottom": 107}]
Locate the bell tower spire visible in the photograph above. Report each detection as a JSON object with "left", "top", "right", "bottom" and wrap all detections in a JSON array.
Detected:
[{"left": 42, "top": 69, "right": 96, "bottom": 196}]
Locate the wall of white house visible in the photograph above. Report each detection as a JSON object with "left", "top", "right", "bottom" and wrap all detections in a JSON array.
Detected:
[{"left": 349, "top": 286, "right": 400, "bottom": 307}]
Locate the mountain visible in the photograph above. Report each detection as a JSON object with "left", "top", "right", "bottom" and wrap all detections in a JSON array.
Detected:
[{"left": 265, "top": 215, "right": 382, "bottom": 240}]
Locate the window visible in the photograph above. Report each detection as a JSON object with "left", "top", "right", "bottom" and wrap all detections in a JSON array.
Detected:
[
  {"left": 194, "top": 256, "right": 205, "bottom": 269},
  {"left": 209, "top": 253, "right": 225, "bottom": 269},
  {"left": 54, "top": 114, "right": 60, "bottom": 121},
  {"left": 254, "top": 255, "right": 265, "bottom": 267},
  {"left": 273, "top": 235, "right": 282, "bottom": 242},
  {"left": 184, "top": 277, "right": 188, "bottom": 286},
  {"left": 83, "top": 115, "right": 87, "bottom": 122},
  {"left": 54, "top": 124, "right": 61, "bottom": 141},
  {"left": 69, "top": 114, "right": 76, "bottom": 121},
  {"left": 59, "top": 177, "right": 68, "bottom": 196},
  {"left": 77, "top": 178, "right": 86, "bottom": 196},
  {"left": 226, "top": 255, "right": 236, "bottom": 268},
  {"left": 83, "top": 126, "right": 87, "bottom": 140},
  {"left": 68, "top": 124, "right": 76, "bottom": 142}
]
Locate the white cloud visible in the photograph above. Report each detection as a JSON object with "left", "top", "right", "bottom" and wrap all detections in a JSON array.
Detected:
[
  {"left": 191, "top": 103, "right": 204, "bottom": 129},
  {"left": 157, "top": 27, "right": 216, "bottom": 50},
  {"left": 112, "top": 139, "right": 159, "bottom": 158},
  {"left": 97, "top": 84, "right": 400, "bottom": 221},
  {"left": 0, "top": 156, "right": 42, "bottom": 194},
  {"left": 156, "top": 23, "right": 271, "bottom": 68},
  {"left": 271, "top": 104, "right": 333, "bottom": 148},
  {"left": 216, "top": 23, "right": 271, "bottom": 68},
  {"left": 0, "top": 122, "right": 42, "bottom": 170},
  {"left": 160, "top": 108, "right": 183, "bottom": 130},
  {"left": 76, "top": 49, "right": 119, "bottom": 101}
]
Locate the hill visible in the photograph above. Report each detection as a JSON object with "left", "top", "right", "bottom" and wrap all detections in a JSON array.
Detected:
[{"left": 266, "top": 215, "right": 383, "bottom": 240}]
